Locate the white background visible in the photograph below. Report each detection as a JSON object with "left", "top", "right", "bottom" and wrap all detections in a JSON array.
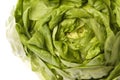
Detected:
[{"left": 0, "top": 0, "right": 40, "bottom": 80}]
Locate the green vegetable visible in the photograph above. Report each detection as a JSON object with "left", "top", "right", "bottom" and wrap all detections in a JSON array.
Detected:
[{"left": 9, "top": 0, "right": 120, "bottom": 80}]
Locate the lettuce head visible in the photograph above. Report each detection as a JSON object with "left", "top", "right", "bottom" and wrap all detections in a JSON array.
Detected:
[{"left": 7, "top": 0, "right": 120, "bottom": 80}]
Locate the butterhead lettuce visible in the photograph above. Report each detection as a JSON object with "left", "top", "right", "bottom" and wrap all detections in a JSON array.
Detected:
[{"left": 8, "top": 0, "right": 120, "bottom": 80}]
